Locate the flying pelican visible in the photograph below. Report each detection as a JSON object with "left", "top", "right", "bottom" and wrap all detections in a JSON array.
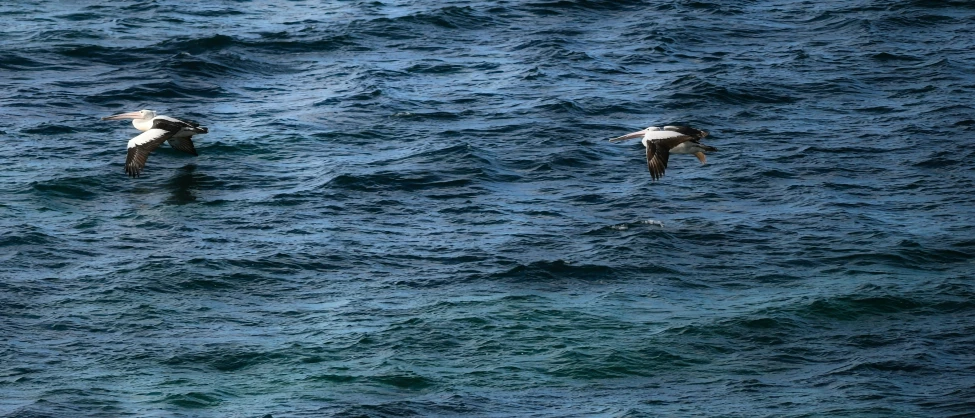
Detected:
[
  {"left": 609, "top": 125, "right": 716, "bottom": 180},
  {"left": 101, "top": 109, "right": 208, "bottom": 177}
]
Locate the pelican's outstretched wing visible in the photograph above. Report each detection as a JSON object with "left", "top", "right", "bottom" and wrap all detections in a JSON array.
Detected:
[
  {"left": 645, "top": 135, "right": 694, "bottom": 181},
  {"left": 126, "top": 129, "right": 176, "bottom": 177},
  {"left": 167, "top": 137, "right": 199, "bottom": 156},
  {"left": 124, "top": 119, "right": 186, "bottom": 177}
]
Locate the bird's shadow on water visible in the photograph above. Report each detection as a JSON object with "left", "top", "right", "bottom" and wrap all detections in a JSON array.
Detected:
[{"left": 165, "top": 164, "right": 201, "bottom": 205}]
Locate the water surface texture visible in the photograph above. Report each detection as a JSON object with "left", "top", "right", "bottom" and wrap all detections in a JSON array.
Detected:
[{"left": 2, "top": 1, "right": 975, "bottom": 416}]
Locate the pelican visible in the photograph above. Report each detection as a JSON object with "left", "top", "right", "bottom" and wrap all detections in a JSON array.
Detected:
[
  {"left": 101, "top": 109, "right": 208, "bottom": 177},
  {"left": 609, "top": 125, "right": 716, "bottom": 180}
]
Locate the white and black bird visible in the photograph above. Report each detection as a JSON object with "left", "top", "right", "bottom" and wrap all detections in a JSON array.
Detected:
[
  {"left": 101, "top": 109, "right": 208, "bottom": 177},
  {"left": 609, "top": 125, "right": 716, "bottom": 181}
]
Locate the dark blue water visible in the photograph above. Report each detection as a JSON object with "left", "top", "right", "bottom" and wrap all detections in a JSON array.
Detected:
[{"left": 3, "top": 1, "right": 975, "bottom": 416}]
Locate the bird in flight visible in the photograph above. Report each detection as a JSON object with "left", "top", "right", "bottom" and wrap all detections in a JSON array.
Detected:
[
  {"left": 609, "top": 125, "right": 716, "bottom": 180},
  {"left": 102, "top": 109, "right": 208, "bottom": 177}
]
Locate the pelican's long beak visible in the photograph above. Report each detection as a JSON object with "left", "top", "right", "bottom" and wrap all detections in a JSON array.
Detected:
[
  {"left": 609, "top": 129, "right": 647, "bottom": 143},
  {"left": 101, "top": 111, "right": 142, "bottom": 121}
]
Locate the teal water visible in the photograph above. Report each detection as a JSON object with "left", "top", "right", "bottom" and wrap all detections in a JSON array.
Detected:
[{"left": 2, "top": 1, "right": 974, "bottom": 416}]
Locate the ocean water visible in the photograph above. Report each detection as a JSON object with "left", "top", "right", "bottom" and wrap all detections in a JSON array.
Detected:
[{"left": 2, "top": 0, "right": 974, "bottom": 416}]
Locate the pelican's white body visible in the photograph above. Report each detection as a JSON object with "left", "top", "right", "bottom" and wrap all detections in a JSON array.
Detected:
[
  {"left": 122, "top": 110, "right": 200, "bottom": 147},
  {"left": 639, "top": 128, "right": 698, "bottom": 154}
]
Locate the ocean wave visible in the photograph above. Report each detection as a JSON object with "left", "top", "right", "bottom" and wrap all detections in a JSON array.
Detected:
[
  {"left": 30, "top": 175, "right": 107, "bottom": 200},
  {"left": 913, "top": 150, "right": 965, "bottom": 168},
  {"left": 54, "top": 44, "right": 144, "bottom": 66},
  {"left": 324, "top": 172, "right": 474, "bottom": 193},
  {"left": 36, "top": 28, "right": 104, "bottom": 42},
  {"left": 164, "top": 347, "right": 273, "bottom": 372},
  {"left": 878, "top": 12, "right": 960, "bottom": 29},
  {"left": 85, "top": 80, "right": 227, "bottom": 104},
  {"left": 333, "top": 396, "right": 478, "bottom": 417},
  {"left": 520, "top": 0, "right": 647, "bottom": 14},
  {"left": 471, "top": 259, "right": 645, "bottom": 283},
  {"left": 404, "top": 62, "right": 470, "bottom": 75},
  {"left": 311, "top": 143, "right": 511, "bottom": 194},
  {"left": 348, "top": 6, "right": 495, "bottom": 40},
  {"left": 52, "top": 12, "right": 103, "bottom": 22},
  {"left": 166, "top": 32, "right": 360, "bottom": 54},
  {"left": 546, "top": 348, "right": 676, "bottom": 379},
  {"left": 0, "top": 226, "right": 62, "bottom": 248},
  {"left": 391, "top": 110, "right": 474, "bottom": 120},
  {"left": 871, "top": 52, "right": 925, "bottom": 62},
  {"left": 666, "top": 76, "right": 799, "bottom": 106},
  {"left": 818, "top": 242, "right": 972, "bottom": 271},
  {"left": 0, "top": 52, "right": 48, "bottom": 70},
  {"left": 161, "top": 51, "right": 290, "bottom": 79},
  {"left": 157, "top": 33, "right": 236, "bottom": 54},
  {"left": 20, "top": 123, "right": 78, "bottom": 135},
  {"left": 161, "top": 392, "right": 223, "bottom": 408},
  {"left": 804, "top": 294, "right": 925, "bottom": 321},
  {"left": 587, "top": 219, "right": 666, "bottom": 234}
]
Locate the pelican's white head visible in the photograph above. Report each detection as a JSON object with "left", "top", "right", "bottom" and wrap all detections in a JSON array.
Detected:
[
  {"left": 609, "top": 126, "right": 661, "bottom": 143},
  {"left": 101, "top": 109, "right": 157, "bottom": 131},
  {"left": 102, "top": 109, "right": 156, "bottom": 120}
]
